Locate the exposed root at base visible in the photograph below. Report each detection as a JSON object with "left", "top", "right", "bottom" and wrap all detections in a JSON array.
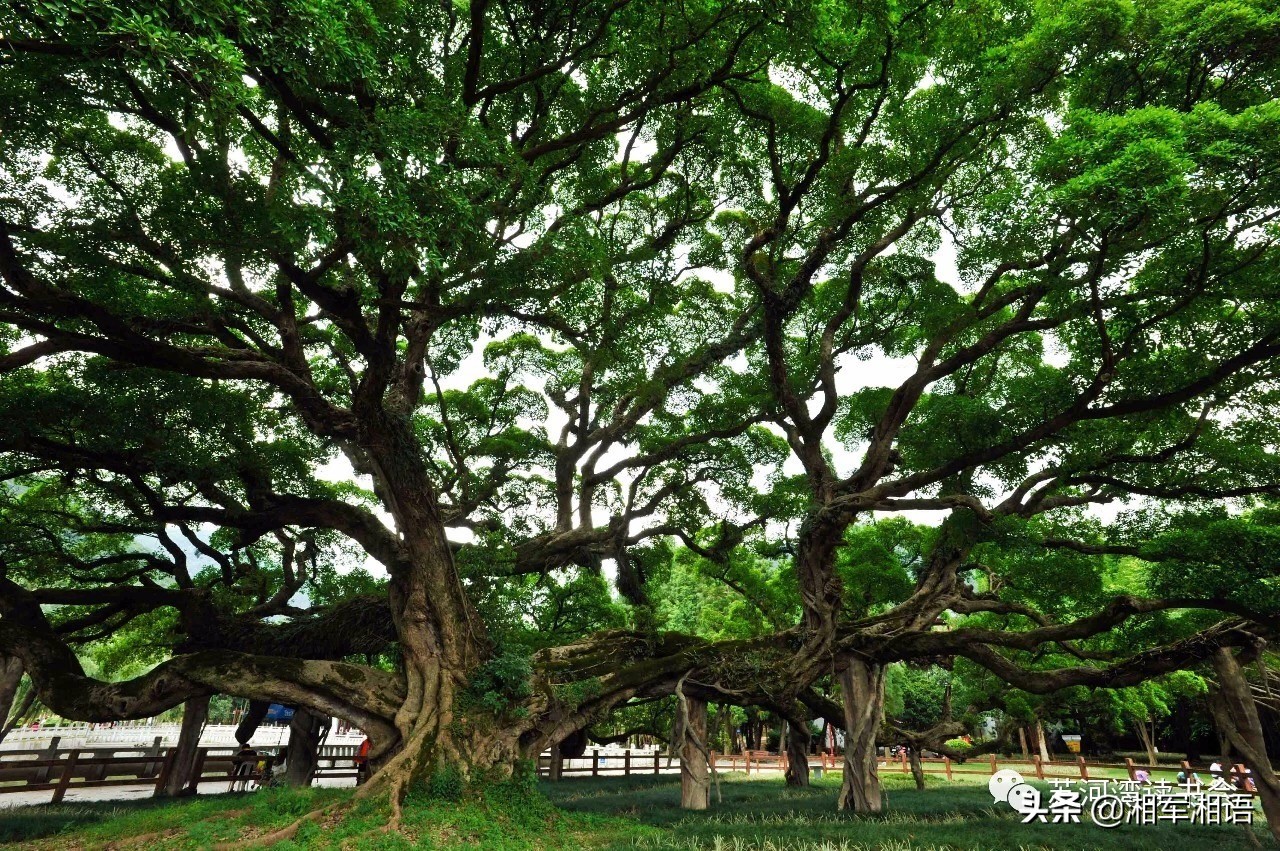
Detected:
[
  {"left": 212, "top": 801, "right": 349, "bottom": 850},
  {"left": 386, "top": 772, "right": 408, "bottom": 832},
  {"left": 351, "top": 739, "right": 419, "bottom": 833}
]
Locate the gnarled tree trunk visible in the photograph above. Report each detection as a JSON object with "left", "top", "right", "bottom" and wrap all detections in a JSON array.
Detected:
[
  {"left": 357, "top": 427, "right": 507, "bottom": 802},
  {"left": 908, "top": 746, "right": 926, "bottom": 790},
  {"left": 679, "top": 693, "right": 709, "bottom": 810},
  {"left": 158, "top": 696, "right": 209, "bottom": 798},
  {"left": 285, "top": 706, "right": 326, "bottom": 787},
  {"left": 838, "top": 657, "right": 886, "bottom": 813},
  {"left": 785, "top": 719, "right": 811, "bottom": 787},
  {"left": 1208, "top": 648, "right": 1280, "bottom": 844}
]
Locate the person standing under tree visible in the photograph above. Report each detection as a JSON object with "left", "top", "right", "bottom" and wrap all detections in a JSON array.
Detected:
[{"left": 355, "top": 737, "right": 371, "bottom": 786}]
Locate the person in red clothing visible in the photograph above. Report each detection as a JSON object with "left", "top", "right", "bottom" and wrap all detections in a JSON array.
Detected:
[{"left": 355, "top": 737, "right": 372, "bottom": 785}]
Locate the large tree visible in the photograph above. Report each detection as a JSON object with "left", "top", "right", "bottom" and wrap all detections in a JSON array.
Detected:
[
  {"left": 0, "top": 0, "right": 786, "bottom": 804},
  {"left": 2, "top": 0, "right": 1279, "bottom": 819},
  {"left": 705, "top": 0, "right": 1280, "bottom": 809}
]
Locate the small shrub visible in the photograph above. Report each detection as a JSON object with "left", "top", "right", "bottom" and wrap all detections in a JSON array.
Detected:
[{"left": 462, "top": 649, "right": 533, "bottom": 716}]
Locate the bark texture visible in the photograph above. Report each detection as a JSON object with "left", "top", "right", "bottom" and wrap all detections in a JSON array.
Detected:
[
  {"left": 356, "top": 429, "right": 496, "bottom": 804},
  {"left": 908, "top": 746, "right": 926, "bottom": 790},
  {"left": 286, "top": 706, "right": 326, "bottom": 787},
  {"left": 158, "top": 696, "right": 208, "bottom": 798},
  {"left": 838, "top": 657, "right": 886, "bottom": 813},
  {"left": 785, "top": 719, "right": 811, "bottom": 787},
  {"left": 1208, "top": 648, "right": 1280, "bottom": 844},
  {"left": 679, "top": 693, "right": 709, "bottom": 810}
]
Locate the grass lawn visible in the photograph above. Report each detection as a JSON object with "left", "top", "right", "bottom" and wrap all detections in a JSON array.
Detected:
[{"left": 0, "top": 772, "right": 1269, "bottom": 849}]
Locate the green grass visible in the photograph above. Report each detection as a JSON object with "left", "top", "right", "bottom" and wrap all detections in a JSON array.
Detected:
[
  {"left": 546, "top": 772, "right": 1271, "bottom": 850},
  {"left": 0, "top": 772, "right": 1269, "bottom": 849}
]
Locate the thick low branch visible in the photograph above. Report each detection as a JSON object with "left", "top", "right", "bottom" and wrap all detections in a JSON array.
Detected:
[{"left": 0, "top": 619, "right": 401, "bottom": 742}]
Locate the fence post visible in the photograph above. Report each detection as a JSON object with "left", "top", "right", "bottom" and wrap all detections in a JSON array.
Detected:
[
  {"left": 153, "top": 748, "right": 177, "bottom": 796},
  {"left": 901, "top": 750, "right": 909, "bottom": 774},
  {"left": 1077, "top": 756, "right": 1089, "bottom": 780},
  {"left": 944, "top": 756, "right": 953, "bottom": 782},
  {"left": 989, "top": 754, "right": 998, "bottom": 775},
  {"left": 654, "top": 751, "right": 660, "bottom": 775},
  {"left": 186, "top": 747, "right": 209, "bottom": 794},
  {"left": 145, "top": 736, "right": 164, "bottom": 779},
  {"left": 37, "top": 736, "right": 62, "bottom": 784},
  {"left": 51, "top": 749, "right": 80, "bottom": 805},
  {"left": 1033, "top": 754, "right": 1044, "bottom": 780},
  {"left": 591, "top": 749, "right": 599, "bottom": 778},
  {"left": 1124, "top": 758, "right": 1136, "bottom": 781},
  {"left": 745, "top": 751, "right": 752, "bottom": 776},
  {"left": 624, "top": 749, "right": 631, "bottom": 776}
]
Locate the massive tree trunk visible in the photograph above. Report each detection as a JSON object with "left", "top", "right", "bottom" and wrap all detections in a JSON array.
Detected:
[
  {"left": 358, "top": 421, "right": 502, "bottom": 800},
  {"left": 285, "top": 706, "right": 326, "bottom": 787},
  {"left": 1208, "top": 648, "right": 1280, "bottom": 844},
  {"left": 679, "top": 692, "right": 709, "bottom": 810},
  {"left": 158, "top": 696, "right": 209, "bottom": 798},
  {"left": 785, "top": 719, "right": 811, "bottom": 787},
  {"left": 838, "top": 657, "right": 886, "bottom": 813}
]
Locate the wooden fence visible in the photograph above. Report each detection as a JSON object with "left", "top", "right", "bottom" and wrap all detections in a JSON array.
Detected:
[
  {"left": 6, "top": 742, "right": 1265, "bottom": 805},
  {"left": 536, "top": 747, "right": 1267, "bottom": 792},
  {"left": 0, "top": 740, "right": 362, "bottom": 804},
  {"left": 534, "top": 748, "right": 822, "bottom": 778}
]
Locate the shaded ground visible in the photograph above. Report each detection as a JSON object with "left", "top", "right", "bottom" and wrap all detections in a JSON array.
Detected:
[
  {"left": 546, "top": 772, "right": 1271, "bottom": 850},
  {"left": 0, "top": 771, "right": 1269, "bottom": 849}
]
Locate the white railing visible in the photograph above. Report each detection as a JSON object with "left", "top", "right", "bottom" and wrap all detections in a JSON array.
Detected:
[
  {"left": 2, "top": 723, "right": 665, "bottom": 758},
  {"left": 1, "top": 722, "right": 369, "bottom": 751}
]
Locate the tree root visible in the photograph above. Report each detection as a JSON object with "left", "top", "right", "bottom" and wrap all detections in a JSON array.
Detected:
[
  {"left": 386, "top": 771, "right": 408, "bottom": 833},
  {"left": 212, "top": 801, "right": 350, "bottom": 850}
]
